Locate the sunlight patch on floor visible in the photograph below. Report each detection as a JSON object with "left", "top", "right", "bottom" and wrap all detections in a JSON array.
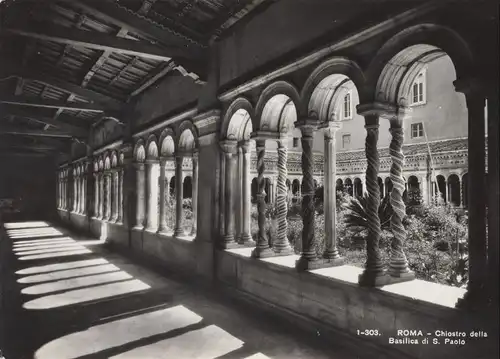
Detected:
[
  {"left": 24, "top": 279, "right": 151, "bottom": 310},
  {"left": 18, "top": 249, "right": 92, "bottom": 261},
  {"left": 34, "top": 305, "right": 203, "bottom": 359},
  {"left": 13, "top": 245, "right": 88, "bottom": 256},
  {"left": 18, "top": 263, "right": 122, "bottom": 284},
  {"left": 4, "top": 221, "right": 50, "bottom": 229},
  {"left": 22, "top": 271, "right": 134, "bottom": 295},
  {"left": 16, "top": 258, "right": 109, "bottom": 276},
  {"left": 13, "top": 239, "right": 77, "bottom": 249}
]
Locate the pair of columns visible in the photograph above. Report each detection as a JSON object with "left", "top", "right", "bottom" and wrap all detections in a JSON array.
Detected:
[
  {"left": 293, "top": 122, "right": 343, "bottom": 269},
  {"left": 135, "top": 153, "right": 198, "bottom": 237},
  {"left": 93, "top": 170, "right": 123, "bottom": 223},
  {"left": 219, "top": 140, "right": 255, "bottom": 249}
]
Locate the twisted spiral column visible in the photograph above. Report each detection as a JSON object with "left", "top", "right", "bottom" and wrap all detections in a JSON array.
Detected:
[
  {"left": 274, "top": 139, "right": 293, "bottom": 255},
  {"left": 222, "top": 143, "right": 237, "bottom": 245},
  {"left": 359, "top": 123, "right": 386, "bottom": 285},
  {"left": 296, "top": 126, "right": 318, "bottom": 270},
  {"left": 388, "top": 121, "right": 413, "bottom": 279},
  {"left": 252, "top": 139, "right": 274, "bottom": 258}
]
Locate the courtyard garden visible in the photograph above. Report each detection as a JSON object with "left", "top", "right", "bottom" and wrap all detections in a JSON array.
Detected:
[{"left": 250, "top": 188, "right": 469, "bottom": 288}]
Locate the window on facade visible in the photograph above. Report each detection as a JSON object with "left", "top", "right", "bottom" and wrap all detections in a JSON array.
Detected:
[
  {"left": 342, "top": 134, "right": 351, "bottom": 148},
  {"left": 411, "top": 71, "right": 426, "bottom": 105},
  {"left": 411, "top": 123, "right": 424, "bottom": 138},
  {"left": 343, "top": 92, "right": 352, "bottom": 119},
  {"left": 293, "top": 137, "right": 300, "bottom": 148}
]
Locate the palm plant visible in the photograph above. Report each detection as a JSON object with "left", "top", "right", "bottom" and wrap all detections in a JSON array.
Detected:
[{"left": 343, "top": 193, "right": 394, "bottom": 235}]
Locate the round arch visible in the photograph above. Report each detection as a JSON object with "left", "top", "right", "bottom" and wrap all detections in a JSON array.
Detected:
[
  {"left": 254, "top": 81, "right": 301, "bottom": 133},
  {"left": 133, "top": 139, "right": 146, "bottom": 163},
  {"left": 177, "top": 120, "right": 199, "bottom": 153},
  {"left": 146, "top": 135, "right": 159, "bottom": 160},
  {"left": 221, "top": 97, "right": 255, "bottom": 140},
  {"left": 300, "top": 57, "right": 367, "bottom": 119},
  {"left": 159, "top": 128, "right": 176, "bottom": 157},
  {"left": 365, "top": 24, "right": 474, "bottom": 105}
]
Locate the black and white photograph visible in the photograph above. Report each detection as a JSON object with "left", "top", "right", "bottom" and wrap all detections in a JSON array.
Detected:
[{"left": 0, "top": 0, "right": 498, "bottom": 358}]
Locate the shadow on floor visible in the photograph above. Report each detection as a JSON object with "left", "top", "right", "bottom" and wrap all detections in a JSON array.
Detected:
[{"left": 2, "top": 221, "right": 361, "bottom": 359}]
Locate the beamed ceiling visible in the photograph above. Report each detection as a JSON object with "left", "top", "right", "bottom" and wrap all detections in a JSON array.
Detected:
[{"left": 0, "top": 0, "right": 274, "bottom": 158}]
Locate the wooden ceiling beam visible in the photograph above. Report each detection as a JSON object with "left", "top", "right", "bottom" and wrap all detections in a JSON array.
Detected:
[
  {"left": 0, "top": 106, "right": 89, "bottom": 136},
  {"left": 62, "top": 0, "right": 204, "bottom": 49},
  {"left": 0, "top": 128, "right": 75, "bottom": 138},
  {"left": 4, "top": 24, "right": 198, "bottom": 61},
  {"left": 4, "top": 64, "right": 123, "bottom": 109},
  {"left": 0, "top": 94, "right": 114, "bottom": 113},
  {"left": 0, "top": 94, "right": 114, "bottom": 112}
]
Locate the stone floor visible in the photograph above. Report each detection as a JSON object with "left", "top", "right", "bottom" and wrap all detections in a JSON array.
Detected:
[{"left": 1, "top": 221, "right": 368, "bottom": 359}]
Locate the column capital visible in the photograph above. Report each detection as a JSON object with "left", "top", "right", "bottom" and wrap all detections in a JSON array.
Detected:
[
  {"left": 220, "top": 139, "right": 238, "bottom": 154},
  {"left": 134, "top": 162, "right": 145, "bottom": 170},
  {"left": 192, "top": 149, "right": 199, "bottom": 160},
  {"left": 239, "top": 140, "right": 252, "bottom": 153},
  {"left": 295, "top": 117, "right": 320, "bottom": 133},
  {"left": 250, "top": 131, "right": 279, "bottom": 141},
  {"left": 319, "top": 121, "right": 342, "bottom": 138}
]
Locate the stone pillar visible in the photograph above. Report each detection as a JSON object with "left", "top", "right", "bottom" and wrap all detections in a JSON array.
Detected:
[
  {"left": 239, "top": 140, "right": 254, "bottom": 245},
  {"left": 445, "top": 178, "right": 450, "bottom": 205},
  {"left": 220, "top": 140, "right": 238, "bottom": 248},
  {"left": 421, "top": 175, "right": 429, "bottom": 205},
  {"left": 321, "top": 122, "right": 343, "bottom": 264},
  {"left": 296, "top": 122, "right": 319, "bottom": 270},
  {"left": 105, "top": 173, "right": 112, "bottom": 220},
  {"left": 134, "top": 163, "right": 146, "bottom": 229},
  {"left": 234, "top": 146, "right": 243, "bottom": 241},
  {"left": 190, "top": 151, "right": 199, "bottom": 236},
  {"left": 82, "top": 176, "right": 86, "bottom": 214},
  {"left": 73, "top": 174, "right": 77, "bottom": 212},
  {"left": 94, "top": 173, "right": 99, "bottom": 218},
  {"left": 274, "top": 138, "right": 293, "bottom": 255},
  {"left": 456, "top": 90, "right": 487, "bottom": 308},
  {"left": 98, "top": 173, "right": 104, "bottom": 219},
  {"left": 252, "top": 139, "right": 273, "bottom": 258},
  {"left": 157, "top": 158, "right": 167, "bottom": 233},
  {"left": 110, "top": 171, "right": 118, "bottom": 222},
  {"left": 174, "top": 155, "right": 185, "bottom": 237},
  {"left": 145, "top": 160, "right": 159, "bottom": 231},
  {"left": 387, "top": 116, "right": 414, "bottom": 281},
  {"left": 117, "top": 168, "right": 124, "bottom": 223}
]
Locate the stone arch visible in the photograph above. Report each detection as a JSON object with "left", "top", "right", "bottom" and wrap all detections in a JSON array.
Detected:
[
  {"left": 177, "top": 120, "right": 198, "bottom": 153},
  {"left": 104, "top": 155, "right": 111, "bottom": 170},
  {"left": 111, "top": 151, "right": 118, "bottom": 168},
  {"left": 221, "top": 97, "right": 255, "bottom": 140},
  {"left": 336, "top": 178, "right": 344, "bottom": 192},
  {"left": 365, "top": 24, "right": 474, "bottom": 105},
  {"left": 93, "top": 162, "right": 99, "bottom": 172},
  {"left": 300, "top": 57, "right": 367, "bottom": 121},
  {"left": 448, "top": 174, "right": 461, "bottom": 206},
  {"left": 146, "top": 135, "right": 159, "bottom": 160},
  {"left": 159, "top": 128, "right": 175, "bottom": 157},
  {"left": 353, "top": 177, "right": 363, "bottom": 197},
  {"left": 183, "top": 176, "right": 192, "bottom": 199},
  {"left": 133, "top": 139, "right": 146, "bottom": 163},
  {"left": 344, "top": 178, "right": 353, "bottom": 196},
  {"left": 254, "top": 81, "right": 301, "bottom": 133}
]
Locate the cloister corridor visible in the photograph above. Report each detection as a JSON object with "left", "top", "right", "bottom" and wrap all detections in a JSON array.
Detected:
[{"left": 1, "top": 221, "right": 378, "bottom": 359}]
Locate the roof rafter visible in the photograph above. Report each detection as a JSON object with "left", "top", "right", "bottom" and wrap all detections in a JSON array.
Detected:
[
  {"left": 0, "top": 94, "right": 117, "bottom": 113},
  {"left": 0, "top": 128, "right": 76, "bottom": 138},
  {"left": 60, "top": 0, "right": 207, "bottom": 81},
  {"left": 4, "top": 24, "right": 197, "bottom": 62},
  {"left": 4, "top": 64, "right": 123, "bottom": 109}
]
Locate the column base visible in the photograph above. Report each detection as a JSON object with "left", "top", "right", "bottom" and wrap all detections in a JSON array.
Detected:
[
  {"left": 296, "top": 256, "right": 323, "bottom": 271},
  {"left": 358, "top": 269, "right": 391, "bottom": 287},
  {"left": 219, "top": 241, "right": 241, "bottom": 250},
  {"left": 238, "top": 233, "right": 255, "bottom": 245},
  {"left": 251, "top": 246, "right": 275, "bottom": 258},
  {"left": 273, "top": 246, "right": 295, "bottom": 257},
  {"left": 323, "top": 256, "right": 345, "bottom": 267},
  {"left": 145, "top": 226, "right": 158, "bottom": 233},
  {"left": 174, "top": 228, "right": 185, "bottom": 237},
  {"left": 387, "top": 269, "right": 416, "bottom": 284},
  {"left": 132, "top": 225, "right": 144, "bottom": 231}
]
